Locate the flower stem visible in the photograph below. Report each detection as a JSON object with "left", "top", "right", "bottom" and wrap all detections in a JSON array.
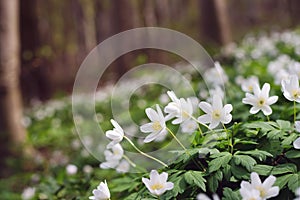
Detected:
[
  {"left": 122, "top": 155, "right": 136, "bottom": 168},
  {"left": 123, "top": 136, "right": 168, "bottom": 168},
  {"left": 294, "top": 100, "right": 297, "bottom": 122},
  {"left": 222, "top": 123, "right": 233, "bottom": 154},
  {"left": 189, "top": 114, "right": 213, "bottom": 131},
  {"left": 166, "top": 127, "right": 206, "bottom": 171},
  {"left": 166, "top": 127, "right": 187, "bottom": 151},
  {"left": 266, "top": 115, "right": 270, "bottom": 122}
]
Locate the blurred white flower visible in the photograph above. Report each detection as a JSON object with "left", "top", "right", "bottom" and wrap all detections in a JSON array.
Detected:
[
  {"left": 294, "top": 187, "right": 300, "bottom": 200},
  {"left": 164, "top": 91, "right": 181, "bottom": 121},
  {"left": 242, "top": 83, "right": 278, "bottom": 116},
  {"left": 116, "top": 159, "right": 130, "bottom": 173},
  {"left": 83, "top": 165, "right": 93, "bottom": 174},
  {"left": 198, "top": 94, "right": 233, "bottom": 129},
  {"left": 106, "top": 119, "right": 124, "bottom": 148},
  {"left": 100, "top": 143, "right": 124, "bottom": 169},
  {"left": 181, "top": 119, "right": 198, "bottom": 134},
  {"left": 281, "top": 75, "right": 300, "bottom": 103},
  {"left": 89, "top": 180, "right": 111, "bottom": 200},
  {"left": 240, "top": 76, "right": 260, "bottom": 93},
  {"left": 159, "top": 93, "right": 170, "bottom": 104},
  {"left": 140, "top": 104, "right": 167, "bottom": 143},
  {"left": 207, "top": 86, "right": 225, "bottom": 102},
  {"left": 240, "top": 172, "right": 279, "bottom": 200},
  {"left": 142, "top": 170, "right": 174, "bottom": 196},
  {"left": 296, "top": 121, "right": 300, "bottom": 132},
  {"left": 204, "top": 62, "right": 228, "bottom": 86},
  {"left": 197, "top": 193, "right": 220, "bottom": 200},
  {"left": 21, "top": 116, "right": 32, "bottom": 128},
  {"left": 21, "top": 187, "right": 36, "bottom": 200},
  {"left": 66, "top": 164, "right": 78, "bottom": 175}
]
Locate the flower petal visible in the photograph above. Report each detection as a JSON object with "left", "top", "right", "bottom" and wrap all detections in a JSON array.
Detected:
[
  {"left": 199, "top": 102, "right": 213, "bottom": 114},
  {"left": 293, "top": 137, "right": 300, "bottom": 149},
  {"left": 140, "top": 123, "right": 153, "bottom": 133},
  {"left": 265, "top": 186, "right": 279, "bottom": 199},
  {"left": 198, "top": 114, "right": 211, "bottom": 124},
  {"left": 267, "top": 96, "right": 278, "bottom": 105},
  {"left": 250, "top": 172, "right": 262, "bottom": 187},
  {"left": 262, "top": 175, "right": 276, "bottom": 188},
  {"left": 250, "top": 106, "right": 260, "bottom": 114},
  {"left": 262, "top": 106, "right": 272, "bottom": 116}
]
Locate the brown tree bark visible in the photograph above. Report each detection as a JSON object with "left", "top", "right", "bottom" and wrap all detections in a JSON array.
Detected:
[{"left": 0, "top": 0, "right": 26, "bottom": 152}]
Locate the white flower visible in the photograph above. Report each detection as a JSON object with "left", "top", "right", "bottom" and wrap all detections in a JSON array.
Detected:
[
  {"left": 164, "top": 91, "right": 194, "bottom": 124},
  {"left": 100, "top": 143, "right": 124, "bottom": 169},
  {"left": 142, "top": 170, "right": 174, "bottom": 196},
  {"left": 240, "top": 172, "right": 279, "bottom": 200},
  {"left": 281, "top": 75, "right": 300, "bottom": 103},
  {"left": 293, "top": 137, "right": 300, "bottom": 149},
  {"left": 140, "top": 104, "right": 167, "bottom": 143},
  {"left": 295, "top": 121, "right": 300, "bottom": 132},
  {"left": 21, "top": 187, "right": 36, "bottom": 200},
  {"left": 181, "top": 119, "right": 198, "bottom": 134},
  {"left": 66, "top": 164, "right": 78, "bottom": 175},
  {"left": 240, "top": 188, "right": 262, "bottom": 200},
  {"left": 164, "top": 91, "right": 181, "bottom": 121},
  {"left": 89, "top": 180, "right": 111, "bottom": 200},
  {"left": 240, "top": 76, "right": 260, "bottom": 93},
  {"left": 105, "top": 119, "right": 124, "bottom": 148},
  {"left": 242, "top": 83, "right": 278, "bottom": 116},
  {"left": 204, "top": 61, "right": 228, "bottom": 86},
  {"left": 198, "top": 94, "right": 233, "bottom": 129},
  {"left": 116, "top": 159, "right": 130, "bottom": 173},
  {"left": 197, "top": 193, "right": 220, "bottom": 200},
  {"left": 294, "top": 187, "right": 300, "bottom": 200}
]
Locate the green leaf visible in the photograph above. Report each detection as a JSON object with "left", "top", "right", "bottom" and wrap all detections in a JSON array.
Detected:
[
  {"left": 222, "top": 188, "right": 241, "bottom": 200},
  {"left": 169, "top": 176, "right": 186, "bottom": 197},
  {"left": 282, "top": 133, "right": 298, "bottom": 146},
  {"left": 275, "top": 174, "right": 294, "bottom": 189},
  {"left": 285, "top": 150, "right": 300, "bottom": 158},
  {"left": 267, "top": 130, "right": 281, "bottom": 139},
  {"left": 253, "top": 165, "right": 273, "bottom": 176},
  {"left": 288, "top": 173, "right": 300, "bottom": 192},
  {"left": 222, "top": 165, "right": 232, "bottom": 181},
  {"left": 236, "top": 149, "right": 273, "bottom": 161},
  {"left": 184, "top": 171, "right": 206, "bottom": 191},
  {"left": 272, "top": 163, "right": 297, "bottom": 175},
  {"left": 209, "top": 152, "right": 232, "bottom": 173},
  {"left": 208, "top": 171, "right": 223, "bottom": 192},
  {"left": 230, "top": 165, "right": 249, "bottom": 179},
  {"left": 276, "top": 120, "right": 291, "bottom": 130},
  {"left": 233, "top": 155, "right": 257, "bottom": 171}
]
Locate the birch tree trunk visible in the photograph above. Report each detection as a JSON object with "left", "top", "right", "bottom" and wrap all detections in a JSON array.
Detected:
[{"left": 0, "top": 0, "right": 26, "bottom": 150}]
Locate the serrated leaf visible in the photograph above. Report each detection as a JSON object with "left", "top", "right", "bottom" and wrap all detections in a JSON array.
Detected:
[
  {"left": 253, "top": 165, "right": 273, "bottom": 176},
  {"left": 230, "top": 165, "right": 249, "bottom": 179},
  {"left": 272, "top": 163, "right": 297, "bottom": 175},
  {"left": 267, "top": 130, "right": 281, "bottom": 139},
  {"left": 236, "top": 149, "right": 273, "bottom": 161},
  {"left": 288, "top": 173, "right": 300, "bottom": 192},
  {"left": 222, "top": 188, "right": 241, "bottom": 200},
  {"left": 209, "top": 152, "right": 232, "bottom": 173},
  {"left": 233, "top": 155, "right": 257, "bottom": 171},
  {"left": 208, "top": 171, "right": 223, "bottom": 192},
  {"left": 282, "top": 133, "right": 298, "bottom": 146},
  {"left": 222, "top": 165, "right": 231, "bottom": 181},
  {"left": 275, "top": 174, "right": 293, "bottom": 189},
  {"left": 184, "top": 171, "right": 206, "bottom": 191},
  {"left": 169, "top": 176, "right": 186, "bottom": 197},
  {"left": 285, "top": 150, "right": 300, "bottom": 158},
  {"left": 276, "top": 120, "right": 291, "bottom": 130},
  {"left": 243, "top": 122, "right": 276, "bottom": 132}
]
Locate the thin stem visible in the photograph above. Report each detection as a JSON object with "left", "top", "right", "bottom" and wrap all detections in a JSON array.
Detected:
[
  {"left": 188, "top": 114, "right": 212, "bottom": 131},
  {"left": 123, "top": 136, "right": 168, "bottom": 168},
  {"left": 266, "top": 115, "right": 270, "bottom": 122},
  {"left": 122, "top": 155, "right": 136, "bottom": 168},
  {"left": 294, "top": 100, "right": 297, "bottom": 123},
  {"left": 222, "top": 123, "right": 233, "bottom": 154},
  {"left": 166, "top": 127, "right": 187, "bottom": 151},
  {"left": 166, "top": 127, "right": 206, "bottom": 171}
]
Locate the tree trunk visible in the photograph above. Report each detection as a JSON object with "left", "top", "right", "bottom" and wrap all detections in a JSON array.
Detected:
[
  {"left": 214, "top": 0, "right": 232, "bottom": 45},
  {"left": 0, "top": 0, "right": 26, "bottom": 155}
]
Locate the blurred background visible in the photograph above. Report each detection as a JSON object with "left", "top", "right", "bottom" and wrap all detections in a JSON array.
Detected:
[{"left": 1, "top": 0, "right": 300, "bottom": 198}]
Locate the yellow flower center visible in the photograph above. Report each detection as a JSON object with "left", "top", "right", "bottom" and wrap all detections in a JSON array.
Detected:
[
  {"left": 256, "top": 186, "right": 267, "bottom": 198},
  {"left": 292, "top": 90, "right": 300, "bottom": 98},
  {"left": 212, "top": 110, "right": 221, "bottom": 119},
  {"left": 151, "top": 183, "right": 164, "bottom": 190},
  {"left": 182, "top": 111, "right": 189, "bottom": 118},
  {"left": 152, "top": 121, "right": 162, "bottom": 131},
  {"left": 248, "top": 85, "right": 253, "bottom": 92},
  {"left": 258, "top": 98, "right": 265, "bottom": 106}
]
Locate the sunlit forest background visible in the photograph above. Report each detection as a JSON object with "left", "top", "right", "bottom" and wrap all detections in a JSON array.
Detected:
[{"left": 1, "top": 0, "right": 300, "bottom": 199}]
